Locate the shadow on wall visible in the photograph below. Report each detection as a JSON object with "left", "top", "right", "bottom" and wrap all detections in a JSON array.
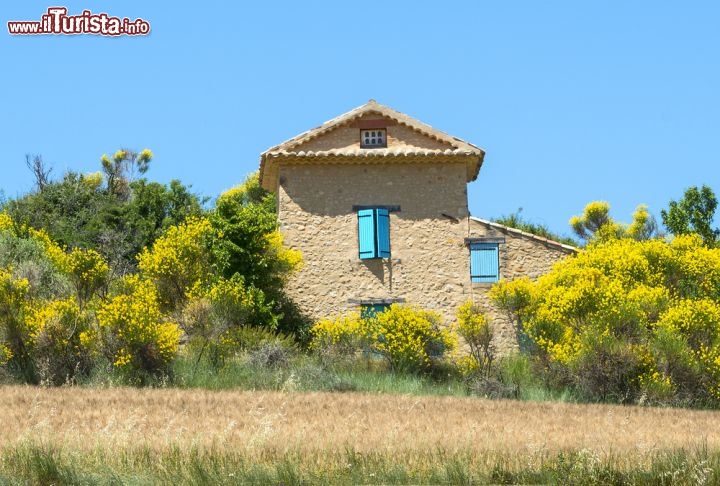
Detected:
[{"left": 361, "top": 258, "right": 396, "bottom": 287}]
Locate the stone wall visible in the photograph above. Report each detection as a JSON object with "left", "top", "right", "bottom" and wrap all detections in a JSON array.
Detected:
[
  {"left": 277, "top": 161, "right": 575, "bottom": 353},
  {"left": 279, "top": 161, "right": 468, "bottom": 321}
]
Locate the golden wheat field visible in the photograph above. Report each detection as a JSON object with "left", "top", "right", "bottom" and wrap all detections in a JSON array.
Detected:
[{"left": 2, "top": 385, "right": 718, "bottom": 459}]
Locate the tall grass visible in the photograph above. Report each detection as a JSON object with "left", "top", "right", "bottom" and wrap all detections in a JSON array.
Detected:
[
  {"left": 171, "top": 346, "right": 469, "bottom": 397},
  {"left": 2, "top": 442, "right": 719, "bottom": 485},
  {"left": 332, "top": 368, "right": 467, "bottom": 396}
]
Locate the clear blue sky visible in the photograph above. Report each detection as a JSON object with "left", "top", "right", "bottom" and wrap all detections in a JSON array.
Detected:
[{"left": 3, "top": 2, "right": 719, "bottom": 240}]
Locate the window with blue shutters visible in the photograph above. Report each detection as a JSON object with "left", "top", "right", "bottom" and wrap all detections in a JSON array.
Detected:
[
  {"left": 358, "top": 208, "right": 391, "bottom": 259},
  {"left": 470, "top": 242, "right": 499, "bottom": 283}
]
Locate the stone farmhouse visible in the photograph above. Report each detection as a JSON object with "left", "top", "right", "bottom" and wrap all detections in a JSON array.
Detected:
[{"left": 259, "top": 100, "right": 575, "bottom": 351}]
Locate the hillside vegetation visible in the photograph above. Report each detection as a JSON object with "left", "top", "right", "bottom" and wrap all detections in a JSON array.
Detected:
[{"left": 2, "top": 153, "right": 720, "bottom": 412}]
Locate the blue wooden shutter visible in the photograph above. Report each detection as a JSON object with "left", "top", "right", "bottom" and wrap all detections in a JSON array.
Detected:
[
  {"left": 358, "top": 209, "right": 377, "bottom": 259},
  {"left": 375, "top": 208, "right": 391, "bottom": 258},
  {"left": 470, "top": 243, "right": 499, "bottom": 283}
]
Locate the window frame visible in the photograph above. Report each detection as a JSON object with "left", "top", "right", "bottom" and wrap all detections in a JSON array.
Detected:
[{"left": 360, "top": 128, "right": 387, "bottom": 148}]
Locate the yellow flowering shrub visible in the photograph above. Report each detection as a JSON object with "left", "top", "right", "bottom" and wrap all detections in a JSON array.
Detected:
[
  {"left": 493, "top": 235, "right": 720, "bottom": 405},
  {"left": 0, "top": 269, "right": 30, "bottom": 307},
  {"left": 0, "top": 214, "right": 94, "bottom": 382},
  {"left": 24, "top": 298, "right": 94, "bottom": 384},
  {"left": 0, "top": 212, "right": 68, "bottom": 272},
  {"left": 201, "top": 275, "right": 275, "bottom": 328},
  {"left": 137, "top": 216, "right": 214, "bottom": 309},
  {"left": 309, "top": 312, "right": 365, "bottom": 354},
  {"left": 370, "top": 305, "right": 456, "bottom": 373},
  {"left": 310, "top": 305, "right": 455, "bottom": 373},
  {"left": 0, "top": 269, "right": 32, "bottom": 373},
  {"left": 97, "top": 276, "right": 181, "bottom": 377},
  {"left": 183, "top": 275, "right": 278, "bottom": 365},
  {"left": 0, "top": 212, "right": 183, "bottom": 384},
  {"left": 27, "top": 228, "right": 68, "bottom": 271},
  {"left": 264, "top": 230, "right": 303, "bottom": 277},
  {"left": 455, "top": 301, "right": 493, "bottom": 376},
  {"left": 0, "top": 212, "right": 13, "bottom": 232},
  {"left": 653, "top": 298, "right": 720, "bottom": 400},
  {"left": 65, "top": 248, "right": 109, "bottom": 307},
  {"left": 671, "top": 234, "right": 720, "bottom": 299},
  {"left": 0, "top": 343, "right": 11, "bottom": 365}
]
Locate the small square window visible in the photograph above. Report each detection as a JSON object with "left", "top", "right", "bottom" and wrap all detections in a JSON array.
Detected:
[{"left": 360, "top": 129, "right": 387, "bottom": 148}]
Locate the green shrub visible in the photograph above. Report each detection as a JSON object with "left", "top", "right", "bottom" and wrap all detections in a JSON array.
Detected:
[{"left": 0, "top": 230, "right": 70, "bottom": 300}]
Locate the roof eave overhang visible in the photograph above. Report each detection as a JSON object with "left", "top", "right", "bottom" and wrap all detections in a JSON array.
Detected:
[{"left": 259, "top": 152, "right": 484, "bottom": 192}]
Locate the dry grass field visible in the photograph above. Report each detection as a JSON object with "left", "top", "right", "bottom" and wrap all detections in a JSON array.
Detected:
[
  {"left": 3, "top": 385, "right": 719, "bottom": 454},
  {"left": 2, "top": 385, "right": 719, "bottom": 484}
]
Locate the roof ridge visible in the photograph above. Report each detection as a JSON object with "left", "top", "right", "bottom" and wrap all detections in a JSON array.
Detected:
[{"left": 261, "top": 100, "right": 483, "bottom": 155}]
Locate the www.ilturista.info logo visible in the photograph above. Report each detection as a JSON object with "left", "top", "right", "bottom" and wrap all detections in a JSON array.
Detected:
[{"left": 8, "top": 7, "right": 150, "bottom": 36}]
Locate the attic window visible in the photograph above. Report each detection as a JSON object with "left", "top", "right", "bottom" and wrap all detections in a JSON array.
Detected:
[{"left": 361, "top": 129, "right": 386, "bottom": 148}]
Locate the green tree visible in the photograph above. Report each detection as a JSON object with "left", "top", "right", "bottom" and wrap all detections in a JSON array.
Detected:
[
  {"left": 661, "top": 185, "right": 719, "bottom": 247},
  {"left": 3, "top": 153, "right": 204, "bottom": 275},
  {"left": 209, "top": 173, "right": 289, "bottom": 289},
  {"left": 209, "top": 173, "right": 305, "bottom": 336}
]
